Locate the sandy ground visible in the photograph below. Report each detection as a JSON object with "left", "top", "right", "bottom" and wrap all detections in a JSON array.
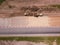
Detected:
[
  {"left": 0, "top": 15, "right": 60, "bottom": 28},
  {"left": 0, "top": 41, "right": 57, "bottom": 45}
]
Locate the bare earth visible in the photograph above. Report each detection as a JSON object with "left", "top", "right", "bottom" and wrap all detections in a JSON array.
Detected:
[
  {"left": 0, "top": 16, "right": 60, "bottom": 28},
  {"left": 0, "top": 41, "right": 57, "bottom": 45}
]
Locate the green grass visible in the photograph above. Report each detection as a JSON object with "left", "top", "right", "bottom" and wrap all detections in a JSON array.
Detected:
[
  {"left": 0, "top": 0, "right": 5, "bottom": 5},
  {"left": 0, "top": 36, "right": 60, "bottom": 42}
]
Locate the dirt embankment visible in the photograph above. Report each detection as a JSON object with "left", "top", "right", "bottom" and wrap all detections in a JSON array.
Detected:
[{"left": 0, "top": 0, "right": 60, "bottom": 18}]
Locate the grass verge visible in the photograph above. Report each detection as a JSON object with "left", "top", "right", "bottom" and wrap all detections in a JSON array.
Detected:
[{"left": 0, "top": 36, "right": 60, "bottom": 42}]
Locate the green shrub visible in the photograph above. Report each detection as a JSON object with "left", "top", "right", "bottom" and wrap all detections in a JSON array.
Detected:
[{"left": 0, "top": 0, "right": 5, "bottom": 5}]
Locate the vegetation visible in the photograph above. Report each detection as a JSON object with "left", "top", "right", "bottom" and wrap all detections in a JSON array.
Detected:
[
  {"left": 21, "top": 5, "right": 59, "bottom": 13},
  {"left": 0, "top": 36, "right": 59, "bottom": 42},
  {"left": 21, "top": 6, "right": 39, "bottom": 12},
  {"left": 21, "top": 6, "right": 30, "bottom": 11},
  {"left": 0, "top": 0, "right": 5, "bottom": 5},
  {"left": 0, "top": 36, "right": 60, "bottom": 45},
  {"left": 50, "top": 4, "right": 60, "bottom": 9},
  {"left": 30, "top": 6, "right": 39, "bottom": 12}
]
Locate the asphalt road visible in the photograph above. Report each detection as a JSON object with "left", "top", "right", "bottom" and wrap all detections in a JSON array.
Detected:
[{"left": 0, "top": 27, "right": 60, "bottom": 34}]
